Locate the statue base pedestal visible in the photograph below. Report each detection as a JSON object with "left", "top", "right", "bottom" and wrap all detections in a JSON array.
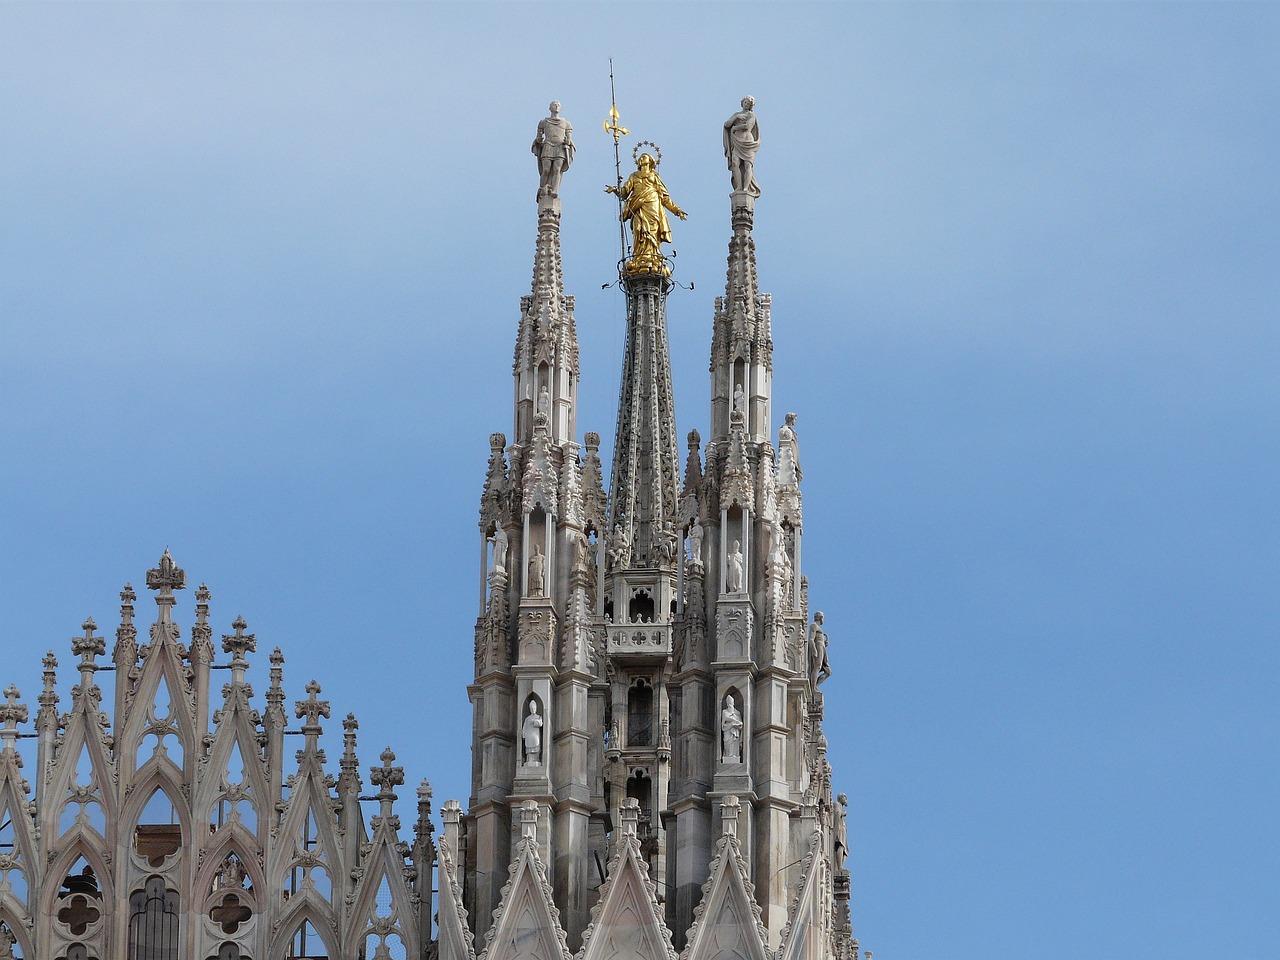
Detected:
[
  {"left": 730, "top": 190, "right": 757, "bottom": 213},
  {"left": 537, "top": 194, "right": 562, "bottom": 219}
]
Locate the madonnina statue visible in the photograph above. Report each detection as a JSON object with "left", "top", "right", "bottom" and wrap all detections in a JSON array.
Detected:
[{"left": 606, "top": 153, "right": 687, "bottom": 275}]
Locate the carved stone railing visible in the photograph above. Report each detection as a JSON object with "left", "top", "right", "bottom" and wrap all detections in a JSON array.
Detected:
[{"left": 605, "top": 623, "right": 672, "bottom": 657}]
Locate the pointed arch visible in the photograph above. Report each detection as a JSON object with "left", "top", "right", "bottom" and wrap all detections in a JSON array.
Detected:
[
  {"left": 121, "top": 772, "right": 189, "bottom": 871},
  {"left": 194, "top": 829, "right": 267, "bottom": 903},
  {"left": 270, "top": 903, "right": 335, "bottom": 959},
  {"left": 0, "top": 906, "right": 33, "bottom": 958},
  {"left": 47, "top": 711, "right": 117, "bottom": 827},
  {"left": 343, "top": 831, "right": 419, "bottom": 956},
  {"left": 117, "top": 641, "right": 196, "bottom": 775},
  {"left": 199, "top": 697, "right": 270, "bottom": 844},
  {"left": 43, "top": 837, "right": 115, "bottom": 920}
]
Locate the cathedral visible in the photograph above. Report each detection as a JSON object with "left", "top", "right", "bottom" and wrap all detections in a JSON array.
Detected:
[{"left": 0, "top": 99, "right": 857, "bottom": 960}]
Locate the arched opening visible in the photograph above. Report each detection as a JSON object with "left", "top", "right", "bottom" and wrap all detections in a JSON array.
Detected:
[
  {"left": 210, "top": 944, "right": 245, "bottom": 960},
  {"left": 134, "top": 787, "right": 182, "bottom": 867},
  {"left": 603, "top": 598, "right": 614, "bottom": 623},
  {"left": 628, "top": 588, "right": 654, "bottom": 624},
  {"left": 361, "top": 931, "right": 407, "bottom": 960},
  {"left": 55, "top": 856, "right": 103, "bottom": 937},
  {"left": 208, "top": 851, "right": 254, "bottom": 938},
  {"left": 625, "top": 769, "right": 653, "bottom": 836},
  {"left": 138, "top": 675, "right": 184, "bottom": 768},
  {"left": 627, "top": 679, "right": 654, "bottom": 747},
  {"left": 126, "top": 876, "right": 178, "bottom": 960},
  {"left": 285, "top": 809, "right": 331, "bottom": 903},
  {"left": 0, "top": 919, "right": 24, "bottom": 958},
  {"left": 287, "top": 918, "right": 328, "bottom": 959}
]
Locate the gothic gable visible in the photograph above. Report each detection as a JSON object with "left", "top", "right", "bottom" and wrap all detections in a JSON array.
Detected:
[
  {"left": 577, "top": 800, "right": 675, "bottom": 960},
  {"left": 680, "top": 800, "right": 769, "bottom": 960},
  {"left": 481, "top": 803, "right": 570, "bottom": 960}
]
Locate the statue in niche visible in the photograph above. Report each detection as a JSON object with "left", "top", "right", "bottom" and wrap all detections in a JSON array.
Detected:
[
  {"left": 490, "top": 525, "right": 509, "bottom": 575},
  {"left": 723, "top": 95, "right": 762, "bottom": 198},
  {"left": 720, "top": 695, "right": 744, "bottom": 763},
  {"left": 531, "top": 100, "right": 574, "bottom": 200},
  {"left": 0, "top": 925, "right": 14, "bottom": 960},
  {"left": 523, "top": 700, "right": 544, "bottom": 765},
  {"left": 688, "top": 517, "right": 704, "bottom": 565},
  {"left": 834, "top": 792, "right": 850, "bottom": 876},
  {"left": 732, "top": 382, "right": 746, "bottom": 417},
  {"left": 528, "top": 544, "right": 546, "bottom": 597},
  {"left": 777, "top": 411, "right": 801, "bottom": 485},
  {"left": 809, "top": 611, "right": 832, "bottom": 688},
  {"left": 536, "top": 384, "right": 551, "bottom": 421},
  {"left": 727, "top": 539, "right": 745, "bottom": 593}
]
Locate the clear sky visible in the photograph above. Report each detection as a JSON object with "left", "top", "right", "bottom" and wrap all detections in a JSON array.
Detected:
[{"left": 1, "top": 3, "right": 1277, "bottom": 958}]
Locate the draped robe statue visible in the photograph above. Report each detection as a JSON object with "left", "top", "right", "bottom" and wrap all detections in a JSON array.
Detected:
[
  {"left": 723, "top": 96, "right": 762, "bottom": 198},
  {"left": 606, "top": 153, "right": 687, "bottom": 275}
]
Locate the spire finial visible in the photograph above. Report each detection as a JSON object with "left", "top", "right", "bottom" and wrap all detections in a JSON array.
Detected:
[
  {"left": 221, "top": 616, "right": 256, "bottom": 683},
  {"left": 71, "top": 617, "right": 105, "bottom": 680},
  {"left": 294, "top": 680, "right": 330, "bottom": 741},
  {"left": 0, "top": 686, "right": 27, "bottom": 755},
  {"left": 370, "top": 746, "right": 404, "bottom": 814},
  {"left": 146, "top": 549, "right": 186, "bottom": 621}
]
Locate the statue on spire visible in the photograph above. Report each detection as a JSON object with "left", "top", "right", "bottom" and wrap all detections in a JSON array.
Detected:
[
  {"left": 723, "top": 96, "right": 762, "bottom": 200},
  {"left": 605, "top": 147, "right": 687, "bottom": 276},
  {"left": 532, "top": 100, "right": 575, "bottom": 201}
]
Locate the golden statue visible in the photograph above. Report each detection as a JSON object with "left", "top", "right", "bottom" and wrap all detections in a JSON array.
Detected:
[{"left": 606, "top": 153, "right": 687, "bottom": 276}]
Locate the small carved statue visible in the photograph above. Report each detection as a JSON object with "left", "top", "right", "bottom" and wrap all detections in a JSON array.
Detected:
[
  {"left": 720, "top": 695, "right": 744, "bottom": 763},
  {"left": 531, "top": 100, "right": 574, "bottom": 200},
  {"left": 727, "top": 539, "right": 745, "bottom": 593},
  {"left": 528, "top": 544, "right": 546, "bottom": 597},
  {"left": 732, "top": 383, "right": 746, "bottom": 417},
  {"left": 607, "top": 523, "right": 631, "bottom": 569},
  {"left": 809, "top": 611, "right": 832, "bottom": 688},
  {"left": 777, "top": 411, "right": 801, "bottom": 486},
  {"left": 660, "top": 520, "right": 679, "bottom": 563},
  {"left": 605, "top": 153, "right": 687, "bottom": 275},
  {"left": 523, "top": 700, "right": 544, "bottom": 765},
  {"left": 724, "top": 96, "right": 762, "bottom": 198},
  {"left": 0, "top": 925, "right": 14, "bottom": 960},
  {"left": 834, "top": 792, "right": 850, "bottom": 876},
  {"left": 688, "top": 517, "right": 704, "bottom": 565},
  {"left": 490, "top": 525, "right": 509, "bottom": 575},
  {"left": 536, "top": 384, "right": 551, "bottom": 421}
]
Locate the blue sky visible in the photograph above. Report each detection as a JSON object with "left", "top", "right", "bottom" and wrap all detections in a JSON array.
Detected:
[{"left": 2, "top": 3, "right": 1277, "bottom": 958}]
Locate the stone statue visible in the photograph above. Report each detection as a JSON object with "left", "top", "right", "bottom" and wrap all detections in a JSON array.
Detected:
[
  {"left": 605, "top": 153, "right": 687, "bottom": 276},
  {"left": 531, "top": 100, "right": 574, "bottom": 200},
  {"left": 688, "top": 517, "right": 704, "bottom": 565},
  {"left": 834, "top": 792, "right": 850, "bottom": 876},
  {"left": 522, "top": 700, "right": 544, "bottom": 765},
  {"left": 660, "top": 520, "right": 679, "bottom": 563},
  {"left": 727, "top": 540, "right": 745, "bottom": 593},
  {"left": 490, "top": 525, "right": 509, "bottom": 575},
  {"left": 720, "top": 695, "right": 743, "bottom": 763},
  {"left": 732, "top": 383, "right": 746, "bottom": 417},
  {"left": 809, "top": 611, "right": 831, "bottom": 688},
  {"left": 536, "top": 384, "right": 551, "bottom": 421},
  {"left": 777, "top": 412, "right": 801, "bottom": 485},
  {"left": 607, "top": 523, "right": 630, "bottom": 569},
  {"left": 528, "top": 544, "right": 546, "bottom": 597},
  {"left": 0, "top": 926, "right": 14, "bottom": 960},
  {"left": 723, "top": 96, "right": 761, "bottom": 198}
]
